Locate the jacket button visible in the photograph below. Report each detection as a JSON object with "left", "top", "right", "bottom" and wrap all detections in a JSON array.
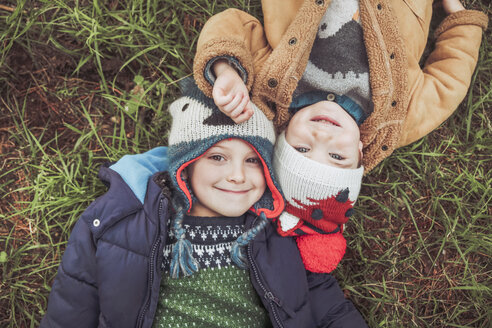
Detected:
[
  {"left": 288, "top": 37, "right": 297, "bottom": 45},
  {"left": 382, "top": 145, "right": 388, "bottom": 151},
  {"left": 315, "top": 0, "right": 324, "bottom": 6},
  {"left": 377, "top": 3, "right": 382, "bottom": 10},
  {"left": 93, "top": 219, "right": 100, "bottom": 227},
  {"left": 268, "top": 78, "right": 278, "bottom": 88},
  {"left": 391, "top": 100, "right": 397, "bottom": 107},
  {"left": 390, "top": 53, "right": 395, "bottom": 59}
]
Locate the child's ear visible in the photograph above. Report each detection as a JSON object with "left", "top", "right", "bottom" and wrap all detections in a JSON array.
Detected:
[
  {"left": 358, "top": 141, "right": 364, "bottom": 168},
  {"left": 181, "top": 168, "right": 189, "bottom": 180}
]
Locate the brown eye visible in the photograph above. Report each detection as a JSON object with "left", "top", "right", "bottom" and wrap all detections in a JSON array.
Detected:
[
  {"left": 330, "top": 153, "right": 343, "bottom": 160},
  {"left": 246, "top": 157, "right": 261, "bottom": 164},
  {"left": 209, "top": 155, "right": 224, "bottom": 161},
  {"left": 294, "top": 147, "right": 309, "bottom": 153}
]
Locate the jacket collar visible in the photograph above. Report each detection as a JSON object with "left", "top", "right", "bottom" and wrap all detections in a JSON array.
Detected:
[{"left": 81, "top": 164, "right": 168, "bottom": 239}]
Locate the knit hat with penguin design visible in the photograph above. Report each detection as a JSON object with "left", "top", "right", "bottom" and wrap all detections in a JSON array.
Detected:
[{"left": 167, "top": 77, "right": 284, "bottom": 278}]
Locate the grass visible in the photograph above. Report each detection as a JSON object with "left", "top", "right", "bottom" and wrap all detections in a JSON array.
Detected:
[{"left": 0, "top": 0, "right": 490, "bottom": 327}]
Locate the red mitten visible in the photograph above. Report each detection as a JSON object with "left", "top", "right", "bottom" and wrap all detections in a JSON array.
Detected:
[{"left": 296, "top": 233, "right": 346, "bottom": 273}]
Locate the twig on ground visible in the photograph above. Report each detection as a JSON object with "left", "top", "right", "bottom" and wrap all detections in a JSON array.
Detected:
[{"left": 0, "top": 5, "right": 15, "bottom": 13}]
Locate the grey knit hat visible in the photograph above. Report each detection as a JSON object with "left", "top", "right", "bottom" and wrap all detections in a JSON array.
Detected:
[{"left": 167, "top": 78, "right": 284, "bottom": 277}]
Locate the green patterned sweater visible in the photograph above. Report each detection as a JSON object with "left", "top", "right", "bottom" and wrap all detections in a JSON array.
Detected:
[{"left": 152, "top": 215, "right": 272, "bottom": 328}]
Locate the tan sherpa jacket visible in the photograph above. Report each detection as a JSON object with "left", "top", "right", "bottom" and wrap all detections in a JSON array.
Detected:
[{"left": 193, "top": 0, "right": 488, "bottom": 172}]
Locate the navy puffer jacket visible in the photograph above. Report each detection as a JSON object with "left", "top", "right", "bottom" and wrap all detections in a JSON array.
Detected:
[{"left": 41, "top": 150, "right": 366, "bottom": 328}]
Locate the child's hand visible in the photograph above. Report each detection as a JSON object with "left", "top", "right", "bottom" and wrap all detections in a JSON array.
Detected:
[
  {"left": 212, "top": 60, "right": 253, "bottom": 124},
  {"left": 442, "top": 0, "right": 465, "bottom": 14}
]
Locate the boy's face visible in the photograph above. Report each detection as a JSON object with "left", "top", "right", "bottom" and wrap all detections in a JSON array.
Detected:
[
  {"left": 285, "top": 101, "right": 363, "bottom": 169},
  {"left": 186, "top": 139, "right": 266, "bottom": 217}
]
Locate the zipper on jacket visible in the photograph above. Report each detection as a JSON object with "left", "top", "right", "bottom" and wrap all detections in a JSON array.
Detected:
[
  {"left": 265, "top": 291, "right": 282, "bottom": 307},
  {"left": 136, "top": 196, "right": 164, "bottom": 328},
  {"left": 247, "top": 216, "right": 285, "bottom": 328}
]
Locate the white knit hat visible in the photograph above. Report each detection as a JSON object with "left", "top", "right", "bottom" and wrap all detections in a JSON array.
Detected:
[
  {"left": 273, "top": 132, "right": 363, "bottom": 273},
  {"left": 273, "top": 132, "right": 363, "bottom": 235}
]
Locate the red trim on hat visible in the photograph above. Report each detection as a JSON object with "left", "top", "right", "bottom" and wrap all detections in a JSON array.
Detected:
[
  {"left": 176, "top": 155, "right": 203, "bottom": 213},
  {"left": 244, "top": 141, "right": 284, "bottom": 219}
]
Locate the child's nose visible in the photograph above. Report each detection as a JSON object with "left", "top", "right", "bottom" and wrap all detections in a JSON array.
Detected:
[
  {"left": 313, "top": 129, "right": 334, "bottom": 141},
  {"left": 226, "top": 163, "right": 246, "bottom": 183},
  {"left": 310, "top": 149, "right": 332, "bottom": 165}
]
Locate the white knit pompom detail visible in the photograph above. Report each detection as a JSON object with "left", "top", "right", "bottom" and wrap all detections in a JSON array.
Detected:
[{"left": 278, "top": 211, "right": 301, "bottom": 232}]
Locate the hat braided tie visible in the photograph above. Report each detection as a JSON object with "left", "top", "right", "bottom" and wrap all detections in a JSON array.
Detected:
[
  {"left": 230, "top": 211, "right": 268, "bottom": 269},
  {"left": 170, "top": 210, "right": 199, "bottom": 278}
]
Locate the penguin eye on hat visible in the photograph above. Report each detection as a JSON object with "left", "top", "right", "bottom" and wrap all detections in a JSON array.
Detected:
[{"left": 182, "top": 103, "right": 189, "bottom": 111}]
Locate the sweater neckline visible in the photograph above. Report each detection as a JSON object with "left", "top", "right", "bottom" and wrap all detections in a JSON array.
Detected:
[{"left": 182, "top": 214, "right": 246, "bottom": 227}]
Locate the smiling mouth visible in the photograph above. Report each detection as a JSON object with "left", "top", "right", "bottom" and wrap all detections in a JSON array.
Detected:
[
  {"left": 216, "top": 187, "right": 249, "bottom": 194},
  {"left": 311, "top": 115, "right": 340, "bottom": 127}
]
